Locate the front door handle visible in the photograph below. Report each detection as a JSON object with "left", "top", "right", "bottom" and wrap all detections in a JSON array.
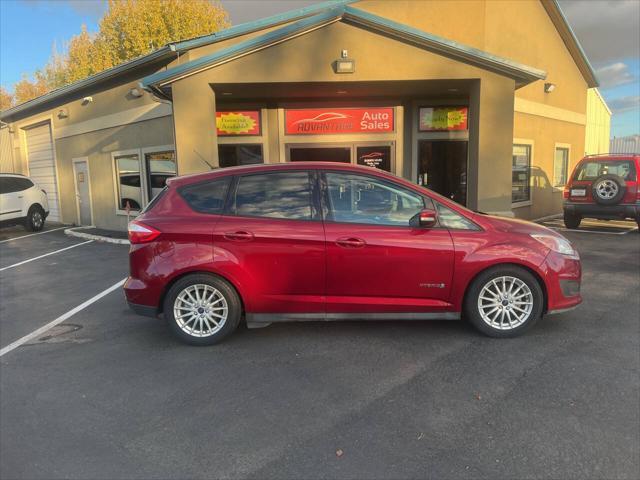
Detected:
[
  {"left": 224, "top": 230, "right": 254, "bottom": 242},
  {"left": 335, "top": 237, "right": 366, "bottom": 248}
]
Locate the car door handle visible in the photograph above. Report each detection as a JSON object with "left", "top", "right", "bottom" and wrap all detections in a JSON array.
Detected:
[
  {"left": 224, "top": 231, "right": 254, "bottom": 242},
  {"left": 335, "top": 237, "right": 366, "bottom": 248}
]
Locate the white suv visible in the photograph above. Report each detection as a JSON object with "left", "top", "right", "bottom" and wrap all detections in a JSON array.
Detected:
[{"left": 0, "top": 174, "right": 50, "bottom": 231}]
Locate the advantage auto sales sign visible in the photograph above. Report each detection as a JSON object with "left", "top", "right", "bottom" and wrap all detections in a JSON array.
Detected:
[{"left": 285, "top": 108, "right": 394, "bottom": 135}]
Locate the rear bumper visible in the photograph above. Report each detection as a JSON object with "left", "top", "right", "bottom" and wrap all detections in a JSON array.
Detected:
[
  {"left": 564, "top": 202, "right": 639, "bottom": 219},
  {"left": 127, "top": 301, "right": 158, "bottom": 318}
]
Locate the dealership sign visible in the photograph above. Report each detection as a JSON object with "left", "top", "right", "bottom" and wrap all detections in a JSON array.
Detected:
[
  {"left": 285, "top": 108, "right": 394, "bottom": 135},
  {"left": 419, "top": 106, "right": 468, "bottom": 131},
  {"left": 216, "top": 111, "right": 261, "bottom": 136}
]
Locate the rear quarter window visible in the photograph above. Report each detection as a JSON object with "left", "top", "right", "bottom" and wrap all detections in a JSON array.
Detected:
[{"left": 179, "top": 178, "right": 231, "bottom": 214}]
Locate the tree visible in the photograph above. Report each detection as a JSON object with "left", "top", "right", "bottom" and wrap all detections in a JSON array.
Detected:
[
  {"left": 0, "top": 87, "right": 14, "bottom": 110},
  {"left": 13, "top": 75, "right": 48, "bottom": 105},
  {"left": 7, "top": 0, "right": 230, "bottom": 105}
]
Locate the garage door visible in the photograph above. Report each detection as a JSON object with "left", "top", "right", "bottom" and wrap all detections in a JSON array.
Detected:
[{"left": 25, "top": 123, "right": 60, "bottom": 221}]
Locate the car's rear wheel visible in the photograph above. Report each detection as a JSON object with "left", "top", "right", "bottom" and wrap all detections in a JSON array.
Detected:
[
  {"left": 563, "top": 211, "right": 582, "bottom": 229},
  {"left": 24, "top": 205, "right": 45, "bottom": 232},
  {"left": 164, "top": 274, "right": 241, "bottom": 345},
  {"left": 464, "top": 266, "right": 544, "bottom": 338}
]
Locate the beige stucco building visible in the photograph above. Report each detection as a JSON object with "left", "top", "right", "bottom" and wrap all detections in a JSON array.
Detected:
[{"left": 0, "top": 0, "right": 605, "bottom": 230}]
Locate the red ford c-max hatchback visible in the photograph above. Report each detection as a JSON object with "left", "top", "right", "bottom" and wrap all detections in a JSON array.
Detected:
[{"left": 124, "top": 162, "right": 581, "bottom": 345}]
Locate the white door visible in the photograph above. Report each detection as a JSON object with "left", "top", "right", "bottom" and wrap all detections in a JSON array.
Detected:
[
  {"left": 73, "top": 160, "right": 92, "bottom": 226},
  {"left": 25, "top": 123, "right": 60, "bottom": 221}
]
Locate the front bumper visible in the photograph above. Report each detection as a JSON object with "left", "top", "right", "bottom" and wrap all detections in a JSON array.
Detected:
[
  {"left": 543, "top": 250, "right": 582, "bottom": 314},
  {"left": 564, "top": 202, "right": 639, "bottom": 219},
  {"left": 127, "top": 301, "right": 158, "bottom": 317}
]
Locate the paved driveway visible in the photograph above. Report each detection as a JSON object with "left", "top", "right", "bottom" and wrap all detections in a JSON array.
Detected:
[{"left": 0, "top": 226, "right": 638, "bottom": 479}]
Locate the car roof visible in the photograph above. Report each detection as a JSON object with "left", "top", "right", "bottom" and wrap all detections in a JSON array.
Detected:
[
  {"left": 580, "top": 154, "right": 640, "bottom": 162},
  {"left": 167, "top": 162, "right": 402, "bottom": 188}
]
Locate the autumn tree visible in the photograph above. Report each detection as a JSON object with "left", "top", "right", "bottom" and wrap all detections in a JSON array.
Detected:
[
  {"left": 0, "top": 87, "right": 14, "bottom": 110},
  {"left": 4, "top": 0, "right": 230, "bottom": 107}
]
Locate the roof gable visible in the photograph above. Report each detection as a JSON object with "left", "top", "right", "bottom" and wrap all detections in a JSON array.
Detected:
[{"left": 141, "top": 5, "right": 546, "bottom": 96}]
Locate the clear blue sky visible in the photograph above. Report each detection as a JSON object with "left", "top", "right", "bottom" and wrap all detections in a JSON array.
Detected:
[{"left": 1, "top": 0, "right": 638, "bottom": 137}]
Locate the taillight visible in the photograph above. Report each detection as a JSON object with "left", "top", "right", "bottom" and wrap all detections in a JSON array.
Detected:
[
  {"left": 563, "top": 185, "right": 570, "bottom": 199},
  {"left": 128, "top": 221, "right": 161, "bottom": 244}
]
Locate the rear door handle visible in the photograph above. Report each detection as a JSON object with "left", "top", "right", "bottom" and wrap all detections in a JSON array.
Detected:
[
  {"left": 224, "top": 230, "right": 254, "bottom": 242},
  {"left": 335, "top": 237, "right": 366, "bottom": 248}
]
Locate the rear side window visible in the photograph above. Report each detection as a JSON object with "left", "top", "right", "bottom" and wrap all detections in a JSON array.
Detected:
[
  {"left": 0, "top": 177, "right": 32, "bottom": 194},
  {"left": 179, "top": 178, "right": 231, "bottom": 214},
  {"left": 231, "top": 171, "right": 314, "bottom": 220},
  {"left": 574, "top": 160, "right": 636, "bottom": 181},
  {"left": 14, "top": 178, "right": 34, "bottom": 191}
]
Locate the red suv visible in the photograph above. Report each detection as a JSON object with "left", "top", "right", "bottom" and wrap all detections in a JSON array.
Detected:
[
  {"left": 563, "top": 154, "right": 640, "bottom": 229},
  {"left": 124, "top": 162, "right": 581, "bottom": 345}
]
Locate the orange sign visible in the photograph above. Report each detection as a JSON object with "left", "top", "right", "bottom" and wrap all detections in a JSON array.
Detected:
[
  {"left": 419, "top": 106, "right": 468, "bottom": 131},
  {"left": 216, "top": 111, "right": 261, "bottom": 136}
]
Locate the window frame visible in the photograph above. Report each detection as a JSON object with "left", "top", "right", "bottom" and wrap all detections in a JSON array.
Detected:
[
  {"left": 111, "top": 145, "right": 176, "bottom": 216},
  {"left": 226, "top": 170, "right": 321, "bottom": 222},
  {"left": 320, "top": 169, "right": 428, "bottom": 228},
  {"left": 553, "top": 144, "right": 571, "bottom": 188},
  {"left": 511, "top": 140, "right": 534, "bottom": 208}
]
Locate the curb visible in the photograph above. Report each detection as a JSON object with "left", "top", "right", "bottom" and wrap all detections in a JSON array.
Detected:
[{"left": 64, "top": 226, "right": 130, "bottom": 245}]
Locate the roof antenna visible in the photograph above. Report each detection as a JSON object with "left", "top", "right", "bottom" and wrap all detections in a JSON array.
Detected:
[{"left": 194, "top": 149, "right": 216, "bottom": 170}]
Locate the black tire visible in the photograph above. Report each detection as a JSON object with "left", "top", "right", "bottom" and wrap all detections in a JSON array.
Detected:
[
  {"left": 563, "top": 211, "right": 582, "bottom": 229},
  {"left": 163, "top": 273, "right": 241, "bottom": 346},
  {"left": 24, "top": 205, "right": 45, "bottom": 232},
  {"left": 464, "top": 265, "right": 544, "bottom": 338},
  {"left": 591, "top": 174, "right": 626, "bottom": 205}
]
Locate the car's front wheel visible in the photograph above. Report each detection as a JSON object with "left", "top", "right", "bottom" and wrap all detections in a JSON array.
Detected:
[
  {"left": 163, "top": 274, "right": 241, "bottom": 345},
  {"left": 464, "top": 266, "right": 544, "bottom": 338},
  {"left": 24, "top": 205, "right": 45, "bottom": 232}
]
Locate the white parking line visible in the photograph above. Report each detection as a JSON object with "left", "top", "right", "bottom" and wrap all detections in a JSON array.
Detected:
[
  {"left": 0, "top": 240, "right": 94, "bottom": 272},
  {"left": 0, "top": 226, "right": 68, "bottom": 244},
  {"left": 0, "top": 278, "right": 127, "bottom": 357}
]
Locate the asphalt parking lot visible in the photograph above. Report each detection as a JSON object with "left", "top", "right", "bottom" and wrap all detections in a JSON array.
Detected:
[{"left": 0, "top": 222, "right": 638, "bottom": 479}]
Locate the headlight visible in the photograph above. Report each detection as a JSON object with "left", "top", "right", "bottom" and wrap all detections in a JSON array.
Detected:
[{"left": 530, "top": 234, "right": 576, "bottom": 256}]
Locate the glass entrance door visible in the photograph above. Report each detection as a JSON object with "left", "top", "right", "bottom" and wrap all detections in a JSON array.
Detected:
[{"left": 417, "top": 140, "right": 468, "bottom": 206}]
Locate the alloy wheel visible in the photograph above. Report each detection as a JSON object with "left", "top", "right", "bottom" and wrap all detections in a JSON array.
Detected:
[
  {"left": 477, "top": 276, "right": 534, "bottom": 330},
  {"left": 173, "top": 284, "right": 228, "bottom": 337}
]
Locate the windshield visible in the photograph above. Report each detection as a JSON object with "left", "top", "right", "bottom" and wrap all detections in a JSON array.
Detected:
[{"left": 574, "top": 160, "right": 636, "bottom": 181}]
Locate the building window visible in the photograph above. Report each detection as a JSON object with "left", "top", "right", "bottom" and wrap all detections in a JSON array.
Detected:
[
  {"left": 113, "top": 146, "right": 176, "bottom": 213},
  {"left": 115, "top": 153, "right": 143, "bottom": 210},
  {"left": 554, "top": 147, "right": 569, "bottom": 186},
  {"left": 218, "top": 144, "right": 263, "bottom": 168},
  {"left": 512, "top": 144, "right": 531, "bottom": 203},
  {"left": 145, "top": 150, "right": 176, "bottom": 200}
]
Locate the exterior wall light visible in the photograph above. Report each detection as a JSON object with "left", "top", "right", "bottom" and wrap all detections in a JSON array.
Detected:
[
  {"left": 544, "top": 83, "right": 556, "bottom": 93},
  {"left": 334, "top": 58, "right": 355, "bottom": 74},
  {"left": 81, "top": 96, "right": 93, "bottom": 105},
  {"left": 129, "top": 88, "right": 144, "bottom": 98},
  {"left": 57, "top": 109, "right": 68, "bottom": 119}
]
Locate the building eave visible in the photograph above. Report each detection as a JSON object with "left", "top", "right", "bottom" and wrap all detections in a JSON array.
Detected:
[
  {"left": 0, "top": 46, "right": 176, "bottom": 122},
  {"left": 541, "top": 0, "right": 599, "bottom": 88}
]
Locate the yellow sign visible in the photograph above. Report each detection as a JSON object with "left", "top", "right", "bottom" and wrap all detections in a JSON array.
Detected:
[
  {"left": 216, "top": 111, "right": 260, "bottom": 135},
  {"left": 419, "top": 107, "right": 468, "bottom": 131}
]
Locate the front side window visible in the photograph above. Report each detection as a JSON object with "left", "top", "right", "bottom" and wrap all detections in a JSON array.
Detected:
[
  {"left": 218, "top": 144, "right": 263, "bottom": 168},
  {"left": 512, "top": 144, "right": 531, "bottom": 203},
  {"left": 115, "top": 154, "right": 142, "bottom": 210},
  {"left": 325, "top": 172, "right": 424, "bottom": 226},
  {"left": 145, "top": 151, "right": 176, "bottom": 200},
  {"left": 574, "top": 160, "right": 636, "bottom": 181},
  {"left": 232, "top": 171, "right": 313, "bottom": 220},
  {"left": 554, "top": 147, "right": 569, "bottom": 186}
]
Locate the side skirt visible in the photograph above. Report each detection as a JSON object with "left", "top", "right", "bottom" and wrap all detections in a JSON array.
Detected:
[{"left": 245, "top": 312, "right": 461, "bottom": 329}]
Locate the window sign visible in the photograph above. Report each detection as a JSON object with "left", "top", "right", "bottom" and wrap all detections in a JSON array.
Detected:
[
  {"left": 216, "top": 111, "right": 261, "bottom": 136},
  {"left": 419, "top": 106, "right": 468, "bottom": 131},
  {"left": 285, "top": 108, "right": 394, "bottom": 135},
  {"left": 356, "top": 146, "right": 391, "bottom": 172}
]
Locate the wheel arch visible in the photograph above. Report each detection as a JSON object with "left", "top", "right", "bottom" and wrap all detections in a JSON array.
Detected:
[{"left": 461, "top": 262, "right": 549, "bottom": 315}]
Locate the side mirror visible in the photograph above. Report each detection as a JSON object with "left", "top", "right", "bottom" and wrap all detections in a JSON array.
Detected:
[{"left": 410, "top": 208, "right": 437, "bottom": 228}]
